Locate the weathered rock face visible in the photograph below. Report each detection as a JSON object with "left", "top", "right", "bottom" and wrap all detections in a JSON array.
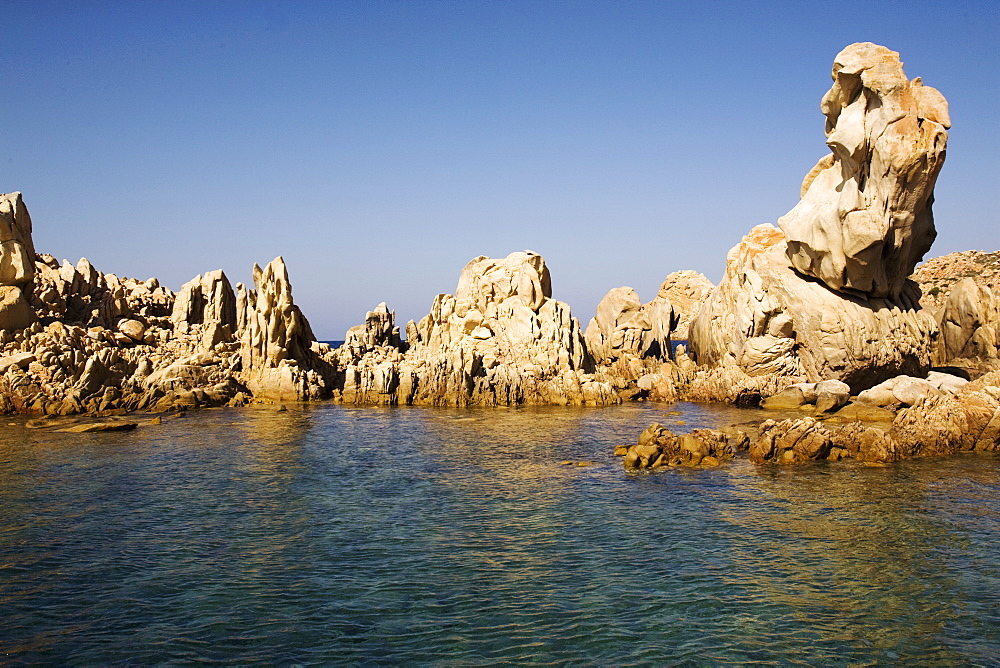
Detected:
[
  {"left": 689, "top": 225, "right": 936, "bottom": 391},
  {"left": 238, "top": 257, "right": 327, "bottom": 401},
  {"left": 0, "top": 193, "right": 37, "bottom": 330},
  {"left": 171, "top": 270, "right": 237, "bottom": 332},
  {"left": 932, "top": 277, "right": 1000, "bottom": 366},
  {"left": 655, "top": 270, "right": 714, "bottom": 338},
  {"left": 331, "top": 251, "right": 618, "bottom": 406},
  {"left": 0, "top": 193, "right": 332, "bottom": 415},
  {"left": 0, "top": 193, "right": 36, "bottom": 289},
  {"left": 584, "top": 286, "right": 675, "bottom": 364},
  {"left": 780, "top": 43, "right": 950, "bottom": 299},
  {"left": 913, "top": 250, "right": 1000, "bottom": 312},
  {"left": 341, "top": 302, "right": 401, "bottom": 356},
  {"left": 690, "top": 43, "right": 948, "bottom": 395}
]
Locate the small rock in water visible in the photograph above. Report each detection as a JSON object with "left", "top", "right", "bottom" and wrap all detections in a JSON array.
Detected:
[{"left": 58, "top": 421, "right": 138, "bottom": 433}]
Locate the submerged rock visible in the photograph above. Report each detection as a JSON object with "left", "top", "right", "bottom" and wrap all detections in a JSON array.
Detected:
[{"left": 620, "top": 422, "right": 744, "bottom": 469}]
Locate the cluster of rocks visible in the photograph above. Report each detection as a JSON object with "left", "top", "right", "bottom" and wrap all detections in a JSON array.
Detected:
[
  {"left": 616, "top": 422, "right": 749, "bottom": 469},
  {"left": 619, "top": 42, "right": 1000, "bottom": 468},
  {"left": 0, "top": 192, "right": 324, "bottom": 415},
  {"left": 323, "top": 251, "right": 681, "bottom": 406},
  {"left": 0, "top": 188, "right": 695, "bottom": 415},
  {"left": 747, "top": 369, "right": 1000, "bottom": 465},
  {"left": 6, "top": 40, "right": 1000, "bottom": 474}
]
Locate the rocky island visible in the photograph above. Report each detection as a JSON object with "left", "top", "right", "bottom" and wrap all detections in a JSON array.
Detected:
[{"left": 3, "top": 42, "right": 999, "bottom": 467}]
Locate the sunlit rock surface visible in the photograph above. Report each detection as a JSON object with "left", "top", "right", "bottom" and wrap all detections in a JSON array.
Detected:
[
  {"left": 331, "top": 251, "right": 621, "bottom": 406},
  {"left": 779, "top": 42, "right": 949, "bottom": 298},
  {"left": 689, "top": 43, "right": 947, "bottom": 395},
  {"left": 0, "top": 193, "right": 37, "bottom": 331}
]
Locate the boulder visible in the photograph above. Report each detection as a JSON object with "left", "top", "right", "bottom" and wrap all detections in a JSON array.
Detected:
[
  {"left": 655, "top": 270, "right": 714, "bottom": 338},
  {"left": 933, "top": 277, "right": 1000, "bottom": 364},
  {"left": 815, "top": 379, "right": 851, "bottom": 413},
  {"left": 584, "top": 286, "right": 675, "bottom": 364},
  {"left": 0, "top": 351, "right": 36, "bottom": 374},
  {"left": 761, "top": 383, "right": 815, "bottom": 409},
  {"left": 0, "top": 285, "right": 34, "bottom": 331},
  {"left": 622, "top": 422, "right": 737, "bottom": 469},
  {"left": 0, "top": 192, "right": 36, "bottom": 289},
  {"left": 171, "top": 269, "right": 237, "bottom": 329},
  {"left": 117, "top": 318, "right": 147, "bottom": 342}
]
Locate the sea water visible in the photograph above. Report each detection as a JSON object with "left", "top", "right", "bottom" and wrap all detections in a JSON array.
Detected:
[{"left": 0, "top": 402, "right": 998, "bottom": 665}]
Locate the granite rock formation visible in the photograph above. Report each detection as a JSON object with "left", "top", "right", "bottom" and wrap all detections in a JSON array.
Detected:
[
  {"left": 655, "top": 270, "right": 714, "bottom": 338},
  {"left": 584, "top": 286, "right": 676, "bottom": 364},
  {"left": 931, "top": 277, "right": 1000, "bottom": 367},
  {"left": 237, "top": 257, "right": 328, "bottom": 402},
  {"left": 689, "top": 44, "right": 948, "bottom": 394},
  {"left": 913, "top": 250, "right": 1000, "bottom": 312},
  {"left": 0, "top": 194, "right": 328, "bottom": 414},
  {"left": 0, "top": 193, "right": 37, "bottom": 331},
  {"left": 779, "top": 42, "right": 950, "bottom": 298},
  {"left": 617, "top": 422, "right": 747, "bottom": 469},
  {"left": 330, "top": 251, "right": 620, "bottom": 406}
]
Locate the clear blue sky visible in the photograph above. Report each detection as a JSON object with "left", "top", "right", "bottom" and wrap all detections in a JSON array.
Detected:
[{"left": 5, "top": 0, "right": 998, "bottom": 338}]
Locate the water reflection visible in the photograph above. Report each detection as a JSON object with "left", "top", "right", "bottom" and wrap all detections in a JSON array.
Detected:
[{"left": 0, "top": 403, "right": 996, "bottom": 664}]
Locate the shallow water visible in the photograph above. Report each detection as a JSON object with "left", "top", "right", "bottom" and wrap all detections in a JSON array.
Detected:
[{"left": 0, "top": 402, "right": 998, "bottom": 665}]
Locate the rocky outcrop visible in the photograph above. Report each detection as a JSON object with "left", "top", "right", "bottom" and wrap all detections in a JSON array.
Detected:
[
  {"left": 618, "top": 422, "right": 747, "bottom": 469},
  {"left": 0, "top": 193, "right": 37, "bottom": 330},
  {"left": 0, "top": 191, "right": 333, "bottom": 415},
  {"left": 736, "top": 370, "right": 1000, "bottom": 465},
  {"left": 237, "top": 257, "right": 327, "bottom": 402},
  {"left": 656, "top": 270, "right": 714, "bottom": 338},
  {"left": 330, "top": 251, "right": 619, "bottom": 406},
  {"left": 689, "top": 225, "right": 936, "bottom": 391},
  {"left": 341, "top": 303, "right": 402, "bottom": 355},
  {"left": 780, "top": 42, "right": 950, "bottom": 299},
  {"left": 584, "top": 286, "right": 675, "bottom": 364},
  {"left": 749, "top": 417, "right": 900, "bottom": 465},
  {"left": 689, "top": 43, "right": 948, "bottom": 395},
  {"left": 932, "top": 277, "right": 1000, "bottom": 366},
  {"left": 171, "top": 270, "right": 237, "bottom": 332},
  {"left": 913, "top": 250, "right": 1000, "bottom": 312}
]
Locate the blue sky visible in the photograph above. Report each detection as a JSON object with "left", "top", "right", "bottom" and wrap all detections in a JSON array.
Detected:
[{"left": 5, "top": 0, "right": 998, "bottom": 338}]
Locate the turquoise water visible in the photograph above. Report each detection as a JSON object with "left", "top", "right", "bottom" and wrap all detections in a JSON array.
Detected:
[{"left": 1, "top": 402, "right": 998, "bottom": 665}]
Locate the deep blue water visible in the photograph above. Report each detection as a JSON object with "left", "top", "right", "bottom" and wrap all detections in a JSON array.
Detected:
[{"left": 1, "top": 402, "right": 998, "bottom": 665}]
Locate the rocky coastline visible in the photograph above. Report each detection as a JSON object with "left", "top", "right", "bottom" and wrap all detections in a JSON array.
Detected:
[{"left": 4, "top": 42, "right": 1000, "bottom": 467}]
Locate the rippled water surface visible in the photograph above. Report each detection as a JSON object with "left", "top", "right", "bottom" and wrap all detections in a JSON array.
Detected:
[{"left": 1, "top": 402, "right": 998, "bottom": 665}]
